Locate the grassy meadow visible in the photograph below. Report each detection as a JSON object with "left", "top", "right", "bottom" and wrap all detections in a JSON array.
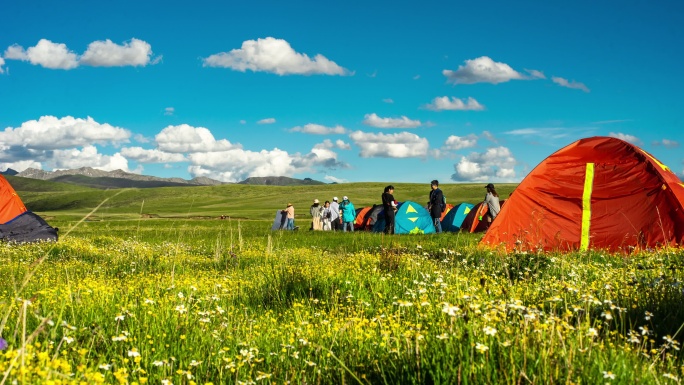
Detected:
[{"left": 1, "top": 179, "right": 683, "bottom": 384}]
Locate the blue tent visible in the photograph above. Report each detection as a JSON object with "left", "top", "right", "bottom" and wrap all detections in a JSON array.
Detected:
[
  {"left": 441, "top": 203, "right": 474, "bottom": 232},
  {"left": 373, "top": 201, "right": 436, "bottom": 234}
]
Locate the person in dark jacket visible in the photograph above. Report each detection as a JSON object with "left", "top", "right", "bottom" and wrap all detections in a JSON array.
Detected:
[
  {"left": 428, "top": 180, "right": 445, "bottom": 233},
  {"left": 381, "top": 185, "right": 396, "bottom": 234}
]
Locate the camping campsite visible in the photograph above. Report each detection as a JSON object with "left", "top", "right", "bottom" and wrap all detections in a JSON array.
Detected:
[{"left": 0, "top": 173, "right": 683, "bottom": 384}]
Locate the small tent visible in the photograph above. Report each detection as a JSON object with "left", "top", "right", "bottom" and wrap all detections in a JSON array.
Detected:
[
  {"left": 355, "top": 205, "right": 384, "bottom": 230},
  {"left": 0, "top": 175, "right": 58, "bottom": 243},
  {"left": 460, "top": 200, "right": 506, "bottom": 233},
  {"left": 441, "top": 203, "right": 474, "bottom": 232},
  {"left": 373, "top": 201, "right": 436, "bottom": 234},
  {"left": 481, "top": 136, "right": 684, "bottom": 252},
  {"left": 270, "top": 210, "right": 288, "bottom": 230}
]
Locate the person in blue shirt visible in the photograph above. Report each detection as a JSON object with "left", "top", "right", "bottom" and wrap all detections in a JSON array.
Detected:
[{"left": 339, "top": 196, "right": 356, "bottom": 232}]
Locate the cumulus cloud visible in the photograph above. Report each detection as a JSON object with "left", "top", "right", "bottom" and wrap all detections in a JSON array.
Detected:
[
  {"left": 444, "top": 134, "right": 478, "bottom": 150},
  {"left": 451, "top": 146, "right": 517, "bottom": 182},
  {"left": 49, "top": 145, "right": 131, "bottom": 172},
  {"left": 362, "top": 113, "right": 421, "bottom": 129},
  {"left": 314, "top": 139, "right": 351, "bottom": 150},
  {"left": 164, "top": 107, "right": 175, "bottom": 116},
  {"left": 0, "top": 115, "right": 130, "bottom": 149},
  {"left": 187, "top": 144, "right": 346, "bottom": 182},
  {"left": 481, "top": 130, "right": 498, "bottom": 143},
  {"left": 609, "top": 132, "right": 641, "bottom": 145},
  {"left": 120, "top": 147, "right": 187, "bottom": 163},
  {"left": 652, "top": 139, "right": 679, "bottom": 148},
  {"left": 290, "top": 124, "right": 347, "bottom": 135},
  {"left": 202, "top": 37, "right": 350, "bottom": 76},
  {"left": 383, "top": 98, "right": 394, "bottom": 104},
  {"left": 80, "top": 38, "right": 157, "bottom": 67},
  {"left": 11, "top": 39, "right": 79, "bottom": 69},
  {"left": 0, "top": 57, "right": 4, "bottom": 74},
  {"left": 155, "top": 124, "right": 240, "bottom": 153},
  {"left": 349, "top": 131, "right": 429, "bottom": 158},
  {"left": 257, "top": 118, "right": 276, "bottom": 124},
  {"left": 0, "top": 160, "right": 42, "bottom": 173},
  {"left": 443, "top": 56, "right": 528, "bottom": 85},
  {"left": 424, "top": 96, "right": 485, "bottom": 111},
  {"left": 552, "top": 76, "right": 590, "bottom": 92},
  {"left": 3, "top": 38, "right": 158, "bottom": 69}
]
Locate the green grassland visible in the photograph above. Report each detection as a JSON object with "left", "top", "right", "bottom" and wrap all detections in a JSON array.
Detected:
[{"left": 0, "top": 178, "right": 683, "bottom": 384}]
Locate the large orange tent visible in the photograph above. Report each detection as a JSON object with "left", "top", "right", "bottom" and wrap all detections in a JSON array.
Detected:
[
  {"left": 0, "top": 175, "right": 58, "bottom": 243},
  {"left": 481, "top": 137, "right": 684, "bottom": 252}
]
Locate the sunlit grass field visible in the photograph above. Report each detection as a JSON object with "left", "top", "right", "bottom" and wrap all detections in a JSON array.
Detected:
[{"left": 1, "top": 181, "right": 683, "bottom": 384}]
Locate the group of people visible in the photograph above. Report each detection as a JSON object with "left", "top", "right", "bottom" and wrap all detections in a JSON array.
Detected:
[
  {"left": 283, "top": 180, "right": 501, "bottom": 233},
  {"left": 309, "top": 196, "right": 356, "bottom": 232}
]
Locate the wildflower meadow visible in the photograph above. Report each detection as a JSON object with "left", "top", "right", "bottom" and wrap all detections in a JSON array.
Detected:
[{"left": 1, "top": 186, "right": 683, "bottom": 384}]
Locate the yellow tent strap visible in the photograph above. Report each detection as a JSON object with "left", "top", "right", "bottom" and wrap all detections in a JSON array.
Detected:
[{"left": 580, "top": 163, "right": 594, "bottom": 251}]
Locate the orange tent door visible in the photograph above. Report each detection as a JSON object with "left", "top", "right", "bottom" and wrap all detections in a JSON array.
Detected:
[{"left": 0, "top": 175, "right": 28, "bottom": 224}]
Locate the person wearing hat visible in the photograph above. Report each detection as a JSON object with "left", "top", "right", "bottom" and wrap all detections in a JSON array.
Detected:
[
  {"left": 310, "top": 198, "right": 324, "bottom": 230},
  {"left": 329, "top": 197, "right": 341, "bottom": 231},
  {"left": 339, "top": 196, "right": 355, "bottom": 232},
  {"left": 285, "top": 203, "right": 295, "bottom": 230},
  {"left": 428, "top": 180, "right": 445, "bottom": 233},
  {"left": 483, "top": 183, "right": 500, "bottom": 228}
]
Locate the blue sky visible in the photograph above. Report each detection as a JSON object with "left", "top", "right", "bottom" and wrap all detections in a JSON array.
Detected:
[{"left": 1, "top": 0, "right": 682, "bottom": 183}]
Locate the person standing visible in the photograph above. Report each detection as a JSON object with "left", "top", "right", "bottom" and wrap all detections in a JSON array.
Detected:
[
  {"left": 428, "top": 180, "right": 445, "bottom": 233},
  {"left": 330, "top": 197, "right": 341, "bottom": 231},
  {"left": 483, "top": 183, "right": 500, "bottom": 229},
  {"left": 321, "top": 201, "right": 332, "bottom": 231},
  {"left": 310, "top": 199, "right": 323, "bottom": 230},
  {"left": 381, "top": 185, "right": 396, "bottom": 234},
  {"left": 339, "top": 196, "right": 355, "bottom": 232},
  {"left": 285, "top": 203, "right": 295, "bottom": 230}
]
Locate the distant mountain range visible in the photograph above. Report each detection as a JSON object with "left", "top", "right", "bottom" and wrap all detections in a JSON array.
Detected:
[
  {"left": 6, "top": 167, "right": 325, "bottom": 189},
  {"left": 238, "top": 176, "right": 326, "bottom": 186}
]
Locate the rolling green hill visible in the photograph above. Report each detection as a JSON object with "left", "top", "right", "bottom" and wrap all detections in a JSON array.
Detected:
[{"left": 7, "top": 176, "right": 517, "bottom": 221}]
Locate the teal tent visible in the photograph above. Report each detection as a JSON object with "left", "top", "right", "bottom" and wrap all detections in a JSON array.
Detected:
[
  {"left": 441, "top": 203, "right": 474, "bottom": 232},
  {"left": 373, "top": 201, "right": 436, "bottom": 234}
]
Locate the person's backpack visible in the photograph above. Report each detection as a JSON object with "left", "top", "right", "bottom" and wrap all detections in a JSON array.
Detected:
[{"left": 441, "top": 194, "right": 447, "bottom": 212}]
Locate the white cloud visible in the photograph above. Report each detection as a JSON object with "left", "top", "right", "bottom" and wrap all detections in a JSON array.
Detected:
[
  {"left": 164, "top": 107, "right": 174, "bottom": 116},
  {"left": 120, "top": 147, "right": 187, "bottom": 163},
  {"left": 383, "top": 98, "right": 394, "bottom": 104},
  {"left": 451, "top": 146, "right": 517, "bottom": 182},
  {"left": 349, "top": 131, "right": 429, "bottom": 158},
  {"left": 481, "top": 130, "right": 498, "bottom": 143},
  {"left": 202, "top": 37, "right": 350, "bottom": 76},
  {"left": 444, "top": 134, "right": 477, "bottom": 150},
  {"left": 443, "top": 56, "right": 526, "bottom": 85},
  {"left": 49, "top": 145, "right": 131, "bottom": 172},
  {"left": 80, "top": 38, "right": 157, "bottom": 67},
  {"left": 652, "top": 139, "right": 679, "bottom": 148},
  {"left": 155, "top": 124, "right": 240, "bottom": 153},
  {"left": 4, "top": 38, "right": 158, "bottom": 69},
  {"left": 362, "top": 113, "right": 421, "bottom": 129},
  {"left": 325, "top": 175, "right": 348, "bottom": 183},
  {"left": 0, "top": 115, "right": 130, "bottom": 150},
  {"left": 0, "top": 57, "right": 4, "bottom": 74},
  {"left": 257, "top": 118, "right": 276, "bottom": 124},
  {"left": 187, "top": 144, "right": 346, "bottom": 182},
  {"left": 290, "top": 124, "right": 347, "bottom": 135},
  {"left": 609, "top": 132, "right": 641, "bottom": 145},
  {"left": 239, "top": 120, "right": 246, "bottom": 124},
  {"left": 552, "top": 76, "right": 590, "bottom": 92},
  {"left": 526, "top": 69, "right": 546, "bottom": 79},
  {"left": 4, "top": 45, "right": 27, "bottom": 60},
  {"left": 0, "top": 160, "right": 41, "bottom": 172},
  {"left": 314, "top": 139, "right": 351, "bottom": 150},
  {"left": 21, "top": 39, "right": 79, "bottom": 69},
  {"left": 424, "top": 96, "right": 485, "bottom": 111}
]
